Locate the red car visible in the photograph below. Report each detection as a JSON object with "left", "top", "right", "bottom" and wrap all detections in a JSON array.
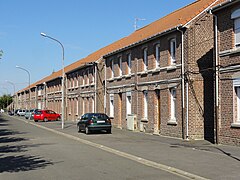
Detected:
[{"left": 33, "top": 110, "right": 61, "bottom": 122}]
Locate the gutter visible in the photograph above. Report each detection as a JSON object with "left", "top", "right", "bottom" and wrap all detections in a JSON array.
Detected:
[{"left": 209, "top": 0, "right": 240, "bottom": 13}]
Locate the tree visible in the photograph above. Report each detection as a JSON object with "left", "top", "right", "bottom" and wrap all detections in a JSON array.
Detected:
[{"left": 0, "top": 94, "right": 13, "bottom": 109}]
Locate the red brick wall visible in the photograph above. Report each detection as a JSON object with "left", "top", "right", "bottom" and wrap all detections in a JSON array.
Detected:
[{"left": 215, "top": 2, "right": 240, "bottom": 146}]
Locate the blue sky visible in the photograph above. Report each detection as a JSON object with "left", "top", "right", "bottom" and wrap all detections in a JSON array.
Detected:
[{"left": 0, "top": 0, "right": 195, "bottom": 95}]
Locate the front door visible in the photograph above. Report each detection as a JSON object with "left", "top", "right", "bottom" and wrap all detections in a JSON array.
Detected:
[{"left": 156, "top": 90, "right": 161, "bottom": 132}]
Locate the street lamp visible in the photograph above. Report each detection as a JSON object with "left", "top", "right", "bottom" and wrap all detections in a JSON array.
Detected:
[
  {"left": 16, "top": 65, "right": 31, "bottom": 115},
  {"left": 6, "top": 80, "right": 16, "bottom": 113},
  {"left": 40, "top": 32, "right": 65, "bottom": 129}
]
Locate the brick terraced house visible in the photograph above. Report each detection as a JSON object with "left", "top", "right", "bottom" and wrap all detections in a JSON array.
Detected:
[
  {"left": 211, "top": 0, "right": 240, "bottom": 146},
  {"left": 14, "top": 0, "right": 240, "bottom": 146}
]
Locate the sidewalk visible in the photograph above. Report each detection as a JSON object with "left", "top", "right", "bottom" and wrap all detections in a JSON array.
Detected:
[{"left": 24, "top": 119, "right": 240, "bottom": 179}]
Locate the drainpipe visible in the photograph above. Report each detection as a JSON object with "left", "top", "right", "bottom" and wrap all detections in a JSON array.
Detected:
[
  {"left": 210, "top": 10, "right": 219, "bottom": 144},
  {"left": 104, "top": 60, "right": 107, "bottom": 114},
  {"left": 177, "top": 27, "right": 187, "bottom": 140},
  {"left": 94, "top": 62, "right": 97, "bottom": 113}
]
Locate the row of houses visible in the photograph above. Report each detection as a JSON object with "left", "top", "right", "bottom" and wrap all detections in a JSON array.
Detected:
[{"left": 13, "top": 0, "right": 240, "bottom": 146}]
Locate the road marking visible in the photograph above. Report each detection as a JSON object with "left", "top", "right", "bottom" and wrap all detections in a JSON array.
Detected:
[{"left": 16, "top": 117, "right": 208, "bottom": 180}]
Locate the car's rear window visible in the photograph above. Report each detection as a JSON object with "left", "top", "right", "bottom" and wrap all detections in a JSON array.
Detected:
[
  {"left": 90, "top": 114, "right": 108, "bottom": 120},
  {"left": 35, "top": 111, "right": 42, "bottom": 115}
]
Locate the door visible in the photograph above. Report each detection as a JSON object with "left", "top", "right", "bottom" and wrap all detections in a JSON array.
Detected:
[{"left": 156, "top": 90, "right": 161, "bottom": 132}]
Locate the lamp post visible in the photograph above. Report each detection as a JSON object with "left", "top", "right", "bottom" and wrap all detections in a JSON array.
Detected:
[
  {"left": 6, "top": 80, "right": 16, "bottom": 113},
  {"left": 16, "top": 65, "right": 31, "bottom": 116},
  {"left": 40, "top": 32, "right": 65, "bottom": 129}
]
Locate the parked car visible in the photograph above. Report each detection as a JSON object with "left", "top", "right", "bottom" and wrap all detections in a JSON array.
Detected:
[
  {"left": 14, "top": 109, "right": 20, "bottom": 115},
  {"left": 33, "top": 110, "right": 61, "bottom": 122},
  {"left": 8, "top": 110, "right": 14, "bottom": 116},
  {"left": 16, "top": 109, "right": 26, "bottom": 116},
  {"left": 25, "top": 109, "right": 39, "bottom": 119},
  {"left": 77, "top": 113, "right": 112, "bottom": 134}
]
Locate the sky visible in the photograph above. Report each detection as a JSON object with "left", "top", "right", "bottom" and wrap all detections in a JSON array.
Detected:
[{"left": 0, "top": 0, "right": 195, "bottom": 95}]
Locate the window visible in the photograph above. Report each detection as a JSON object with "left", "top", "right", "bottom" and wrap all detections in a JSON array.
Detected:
[
  {"left": 233, "top": 79, "right": 240, "bottom": 126},
  {"left": 92, "top": 97, "right": 95, "bottom": 113},
  {"left": 170, "top": 39, "right": 176, "bottom": 64},
  {"left": 119, "top": 57, "right": 122, "bottom": 76},
  {"left": 127, "top": 54, "right": 132, "bottom": 75},
  {"left": 92, "top": 69, "right": 95, "bottom": 84},
  {"left": 111, "top": 60, "right": 114, "bottom": 78},
  {"left": 82, "top": 73, "right": 85, "bottom": 85},
  {"left": 143, "top": 91, "right": 148, "bottom": 119},
  {"left": 232, "top": 9, "right": 240, "bottom": 47},
  {"left": 155, "top": 44, "right": 160, "bottom": 68},
  {"left": 143, "top": 48, "right": 148, "bottom": 71},
  {"left": 86, "top": 70, "right": 89, "bottom": 85},
  {"left": 170, "top": 88, "right": 176, "bottom": 121},
  {"left": 72, "top": 78, "right": 75, "bottom": 88},
  {"left": 126, "top": 92, "right": 132, "bottom": 116},
  {"left": 110, "top": 94, "right": 114, "bottom": 117},
  {"left": 235, "top": 87, "right": 240, "bottom": 124},
  {"left": 82, "top": 98, "right": 85, "bottom": 115},
  {"left": 76, "top": 99, "right": 79, "bottom": 115}
]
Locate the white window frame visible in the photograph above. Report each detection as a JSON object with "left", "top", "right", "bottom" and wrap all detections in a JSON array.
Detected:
[
  {"left": 110, "top": 94, "right": 114, "bottom": 117},
  {"left": 86, "top": 70, "right": 89, "bottom": 85},
  {"left": 92, "top": 69, "right": 95, "bottom": 84},
  {"left": 170, "top": 88, "right": 176, "bottom": 122},
  {"left": 143, "top": 91, "right": 148, "bottom": 119},
  {"left": 126, "top": 92, "right": 132, "bottom": 116},
  {"left": 236, "top": 87, "right": 240, "bottom": 124},
  {"left": 170, "top": 38, "right": 176, "bottom": 65},
  {"left": 82, "top": 98, "right": 85, "bottom": 115},
  {"left": 82, "top": 74, "right": 85, "bottom": 85},
  {"left": 233, "top": 79, "right": 240, "bottom": 126},
  {"left": 76, "top": 98, "right": 79, "bottom": 116},
  {"left": 119, "top": 57, "right": 122, "bottom": 76},
  {"left": 111, "top": 60, "right": 114, "bottom": 78},
  {"left": 232, "top": 9, "right": 240, "bottom": 47},
  {"left": 92, "top": 97, "right": 95, "bottom": 113},
  {"left": 127, "top": 53, "right": 132, "bottom": 75},
  {"left": 72, "top": 78, "right": 75, "bottom": 88},
  {"left": 155, "top": 44, "right": 160, "bottom": 68},
  {"left": 143, "top": 48, "right": 148, "bottom": 71}
]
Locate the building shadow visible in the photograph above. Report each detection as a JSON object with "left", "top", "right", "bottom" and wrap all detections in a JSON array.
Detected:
[{"left": 197, "top": 49, "right": 215, "bottom": 143}]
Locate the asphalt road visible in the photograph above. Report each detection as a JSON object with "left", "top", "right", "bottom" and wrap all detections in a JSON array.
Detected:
[
  {"left": 1, "top": 114, "right": 240, "bottom": 180},
  {"left": 0, "top": 114, "right": 187, "bottom": 180}
]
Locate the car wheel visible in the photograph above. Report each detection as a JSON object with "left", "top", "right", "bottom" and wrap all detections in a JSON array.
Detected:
[
  {"left": 85, "top": 126, "right": 90, "bottom": 134},
  {"left": 34, "top": 120, "right": 38, "bottom": 122},
  {"left": 78, "top": 126, "right": 81, "bottom": 133},
  {"left": 56, "top": 117, "right": 60, "bottom": 121},
  {"left": 107, "top": 129, "right": 112, "bottom": 134},
  {"left": 44, "top": 118, "right": 48, "bottom": 122}
]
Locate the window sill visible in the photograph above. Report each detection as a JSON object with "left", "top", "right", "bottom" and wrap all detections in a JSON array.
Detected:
[
  {"left": 141, "top": 118, "right": 148, "bottom": 123},
  {"left": 231, "top": 123, "right": 240, "bottom": 128},
  {"left": 167, "top": 65, "right": 177, "bottom": 71},
  {"left": 219, "top": 47, "right": 240, "bottom": 57},
  {"left": 167, "top": 119, "right": 177, "bottom": 125}
]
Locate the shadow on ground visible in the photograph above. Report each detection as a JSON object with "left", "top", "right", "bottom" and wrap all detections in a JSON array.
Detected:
[{"left": 0, "top": 114, "right": 54, "bottom": 173}]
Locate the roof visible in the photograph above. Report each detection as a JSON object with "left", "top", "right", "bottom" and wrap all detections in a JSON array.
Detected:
[{"left": 18, "top": 0, "right": 222, "bottom": 94}]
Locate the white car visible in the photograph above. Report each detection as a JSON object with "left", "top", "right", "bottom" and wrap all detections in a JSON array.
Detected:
[{"left": 17, "top": 109, "right": 26, "bottom": 116}]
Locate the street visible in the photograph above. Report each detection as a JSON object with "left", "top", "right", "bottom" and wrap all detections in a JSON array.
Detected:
[{"left": 0, "top": 114, "right": 240, "bottom": 180}]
